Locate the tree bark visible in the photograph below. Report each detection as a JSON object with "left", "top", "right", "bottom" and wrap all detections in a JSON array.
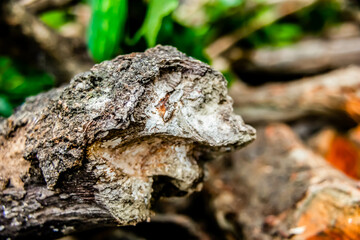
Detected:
[{"left": 0, "top": 45, "right": 255, "bottom": 239}]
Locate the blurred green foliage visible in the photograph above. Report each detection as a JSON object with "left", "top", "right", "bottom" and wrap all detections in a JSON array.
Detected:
[
  {"left": 88, "top": 0, "right": 247, "bottom": 62},
  {"left": 245, "top": 23, "right": 303, "bottom": 48},
  {"left": 0, "top": 57, "right": 54, "bottom": 117},
  {"left": 40, "top": 10, "right": 71, "bottom": 30},
  {"left": 130, "top": 0, "right": 178, "bottom": 47},
  {"left": 244, "top": 1, "right": 341, "bottom": 48},
  {"left": 88, "top": 0, "right": 128, "bottom": 62},
  {"left": 296, "top": 0, "right": 341, "bottom": 32},
  {"left": 156, "top": 17, "right": 211, "bottom": 62},
  {"left": 37, "top": 0, "right": 344, "bottom": 62},
  {"left": 0, "top": 0, "right": 345, "bottom": 117}
]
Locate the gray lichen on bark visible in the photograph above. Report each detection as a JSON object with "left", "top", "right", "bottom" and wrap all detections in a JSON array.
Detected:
[{"left": 0, "top": 45, "right": 255, "bottom": 235}]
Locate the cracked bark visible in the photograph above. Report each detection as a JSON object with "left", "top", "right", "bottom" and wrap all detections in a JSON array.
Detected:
[{"left": 0, "top": 45, "right": 255, "bottom": 239}]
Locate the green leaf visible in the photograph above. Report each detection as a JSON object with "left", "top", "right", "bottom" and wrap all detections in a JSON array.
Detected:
[
  {"left": 263, "top": 23, "right": 302, "bottom": 47},
  {"left": 0, "top": 56, "right": 54, "bottom": 111},
  {"left": 40, "top": 10, "right": 68, "bottom": 30},
  {"left": 0, "top": 95, "right": 13, "bottom": 117},
  {"left": 218, "top": 0, "right": 243, "bottom": 8},
  {"left": 296, "top": 0, "right": 341, "bottom": 33},
  {"left": 130, "top": 0, "right": 178, "bottom": 47},
  {"left": 222, "top": 70, "right": 237, "bottom": 88},
  {"left": 87, "top": 0, "right": 128, "bottom": 62}
]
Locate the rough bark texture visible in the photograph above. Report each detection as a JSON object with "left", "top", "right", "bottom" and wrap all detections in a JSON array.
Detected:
[
  {"left": 0, "top": 45, "right": 255, "bottom": 239},
  {"left": 205, "top": 123, "right": 360, "bottom": 240}
]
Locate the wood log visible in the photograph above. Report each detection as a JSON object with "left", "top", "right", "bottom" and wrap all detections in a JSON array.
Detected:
[
  {"left": 231, "top": 36, "right": 360, "bottom": 79},
  {"left": 0, "top": 45, "right": 255, "bottom": 239},
  {"left": 205, "top": 123, "right": 360, "bottom": 240},
  {"left": 230, "top": 66, "right": 360, "bottom": 123}
]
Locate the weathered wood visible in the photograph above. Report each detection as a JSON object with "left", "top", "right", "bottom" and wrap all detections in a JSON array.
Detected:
[
  {"left": 0, "top": 45, "right": 255, "bottom": 239},
  {"left": 205, "top": 123, "right": 360, "bottom": 239},
  {"left": 231, "top": 36, "right": 360, "bottom": 78},
  {"left": 230, "top": 66, "right": 360, "bottom": 123}
]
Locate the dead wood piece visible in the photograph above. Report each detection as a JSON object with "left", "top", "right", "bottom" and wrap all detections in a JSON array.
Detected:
[
  {"left": 0, "top": 45, "right": 255, "bottom": 239},
  {"left": 232, "top": 36, "right": 360, "bottom": 77},
  {"left": 205, "top": 123, "right": 360, "bottom": 240},
  {"left": 230, "top": 66, "right": 360, "bottom": 123}
]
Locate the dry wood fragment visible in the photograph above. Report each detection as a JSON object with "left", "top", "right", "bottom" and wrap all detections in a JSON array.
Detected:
[
  {"left": 0, "top": 45, "right": 255, "bottom": 239},
  {"left": 231, "top": 36, "right": 360, "bottom": 78},
  {"left": 230, "top": 66, "right": 360, "bottom": 123},
  {"left": 205, "top": 123, "right": 360, "bottom": 240}
]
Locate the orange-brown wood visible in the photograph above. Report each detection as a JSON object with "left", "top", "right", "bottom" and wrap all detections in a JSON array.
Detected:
[
  {"left": 295, "top": 189, "right": 360, "bottom": 240},
  {"left": 326, "top": 135, "right": 360, "bottom": 179}
]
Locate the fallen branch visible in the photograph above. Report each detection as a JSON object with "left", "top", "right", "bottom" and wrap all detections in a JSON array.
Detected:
[
  {"left": 231, "top": 36, "right": 360, "bottom": 77},
  {"left": 205, "top": 123, "right": 360, "bottom": 239},
  {"left": 0, "top": 46, "right": 255, "bottom": 239},
  {"left": 230, "top": 66, "right": 360, "bottom": 123}
]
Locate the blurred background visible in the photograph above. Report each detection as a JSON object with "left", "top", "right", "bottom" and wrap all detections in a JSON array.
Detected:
[
  {"left": 1, "top": 0, "right": 359, "bottom": 117},
  {"left": 2, "top": 1, "right": 360, "bottom": 239}
]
